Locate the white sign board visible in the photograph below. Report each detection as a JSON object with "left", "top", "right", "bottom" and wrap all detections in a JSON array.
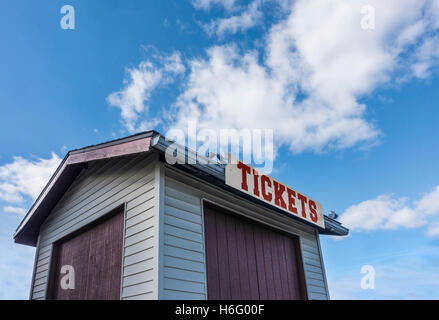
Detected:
[{"left": 225, "top": 161, "right": 325, "bottom": 228}]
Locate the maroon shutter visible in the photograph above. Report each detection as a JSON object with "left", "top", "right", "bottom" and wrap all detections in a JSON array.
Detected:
[
  {"left": 50, "top": 211, "right": 124, "bottom": 300},
  {"left": 204, "top": 203, "right": 306, "bottom": 300}
]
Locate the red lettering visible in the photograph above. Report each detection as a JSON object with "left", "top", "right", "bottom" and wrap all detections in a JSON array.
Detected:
[
  {"left": 287, "top": 188, "right": 298, "bottom": 214},
  {"left": 273, "top": 181, "right": 287, "bottom": 209},
  {"left": 261, "top": 175, "right": 272, "bottom": 202},
  {"left": 309, "top": 200, "right": 318, "bottom": 223},
  {"left": 253, "top": 169, "right": 260, "bottom": 197},
  {"left": 237, "top": 161, "right": 251, "bottom": 191},
  {"left": 297, "top": 193, "right": 307, "bottom": 218}
]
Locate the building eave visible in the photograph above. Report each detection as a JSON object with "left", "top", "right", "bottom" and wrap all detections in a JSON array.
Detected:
[{"left": 15, "top": 130, "right": 349, "bottom": 246}]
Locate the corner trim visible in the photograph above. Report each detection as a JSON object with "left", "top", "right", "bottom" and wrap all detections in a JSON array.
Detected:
[{"left": 153, "top": 160, "right": 165, "bottom": 300}]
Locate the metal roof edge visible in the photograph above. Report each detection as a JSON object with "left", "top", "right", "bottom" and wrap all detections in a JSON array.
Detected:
[{"left": 321, "top": 215, "right": 349, "bottom": 236}]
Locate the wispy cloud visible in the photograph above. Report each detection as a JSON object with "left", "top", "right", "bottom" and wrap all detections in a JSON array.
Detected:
[
  {"left": 107, "top": 52, "right": 185, "bottom": 133},
  {"left": 191, "top": 0, "right": 238, "bottom": 11}
]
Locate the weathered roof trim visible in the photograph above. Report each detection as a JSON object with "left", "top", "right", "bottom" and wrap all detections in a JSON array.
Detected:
[
  {"left": 68, "top": 136, "right": 152, "bottom": 164},
  {"left": 69, "top": 130, "right": 159, "bottom": 154}
]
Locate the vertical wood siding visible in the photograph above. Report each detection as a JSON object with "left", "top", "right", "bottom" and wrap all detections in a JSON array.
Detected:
[
  {"left": 162, "top": 167, "right": 330, "bottom": 300},
  {"left": 204, "top": 203, "right": 304, "bottom": 299},
  {"left": 30, "top": 153, "right": 158, "bottom": 300}
]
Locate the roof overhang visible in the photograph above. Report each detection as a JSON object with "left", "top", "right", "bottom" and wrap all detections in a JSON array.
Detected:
[
  {"left": 14, "top": 131, "right": 348, "bottom": 246},
  {"left": 14, "top": 131, "right": 156, "bottom": 246}
]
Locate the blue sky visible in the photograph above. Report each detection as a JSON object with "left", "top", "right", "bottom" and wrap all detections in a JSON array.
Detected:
[{"left": 1, "top": 0, "right": 439, "bottom": 299}]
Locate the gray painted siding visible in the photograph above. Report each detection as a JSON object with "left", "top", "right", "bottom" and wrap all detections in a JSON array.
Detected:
[
  {"left": 30, "top": 153, "right": 158, "bottom": 300},
  {"left": 162, "top": 166, "right": 330, "bottom": 300}
]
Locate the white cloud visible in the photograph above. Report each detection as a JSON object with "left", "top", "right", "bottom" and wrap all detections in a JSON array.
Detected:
[
  {"left": 0, "top": 153, "right": 61, "bottom": 204},
  {"left": 3, "top": 206, "right": 26, "bottom": 215},
  {"left": 110, "top": 1, "right": 439, "bottom": 153},
  {"left": 204, "top": 1, "right": 263, "bottom": 36},
  {"left": 411, "top": 36, "right": 439, "bottom": 79},
  {"left": 427, "top": 222, "right": 439, "bottom": 237},
  {"left": 339, "top": 195, "right": 422, "bottom": 231},
  {"left": 339, "top": 185, "right": 439, "bottom": 232},
  {"left": 170, "top": 42, "right": 377, "bottom": 153},
  {"left": 192, "top": 0, "right": 237, "bottom": 11},
  {"left": 416, "top": 186, "right": 439, "bottom": 214},
  {"left": 269, "top": 0, "right": 436, "bottom": 113},
  {"left": 107, "top": 52, "right": 185, "bottom": 133},
  {"left": 200, "top": 0, "right": 295, "bottom": 37},
  {"left": 166, "top": 0, "right": 439, "bottom": 153},
  {"left": 427, "top": 0, "right": 439, "bottom": 29}
]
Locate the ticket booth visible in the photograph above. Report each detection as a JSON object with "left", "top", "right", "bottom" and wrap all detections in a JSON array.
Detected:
[{"left": 14, "top": 130, "right": 348, "bottom": 300}]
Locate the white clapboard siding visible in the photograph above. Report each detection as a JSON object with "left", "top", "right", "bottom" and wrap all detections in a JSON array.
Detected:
[
  {"left": 30, "top": 153, "right": 158, "bottom": 300},
  {"left": 162, "top": 174, "right": 207, "bottom": 300},
  {"left": 162, "top": 166, "right": 330, "bottom": 300}
]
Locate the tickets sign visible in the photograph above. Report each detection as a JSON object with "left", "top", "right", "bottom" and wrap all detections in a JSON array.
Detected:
[{"left": 225, "top": 161, "right": 325, "bottom": 228}]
